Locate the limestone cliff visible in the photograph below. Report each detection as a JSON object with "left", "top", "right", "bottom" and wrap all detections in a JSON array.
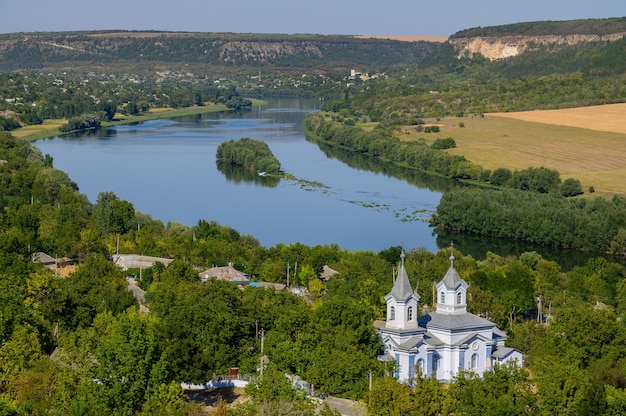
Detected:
[{"left": 449, "top": 33, "right": 626, "bottom": 60}]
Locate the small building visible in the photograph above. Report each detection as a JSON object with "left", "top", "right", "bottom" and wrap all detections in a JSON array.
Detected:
[
  {"left": 375, "top": 250, "right": 522, "bottom": 383},
  {"left": 199, "top": 262, "right": 250, "bottom": 283},
  {"left": 110, "top": 254, "right": 174, "bottom": 270},
  {"left": 33, "top": 252, "right": 74, "bottom": 270}
]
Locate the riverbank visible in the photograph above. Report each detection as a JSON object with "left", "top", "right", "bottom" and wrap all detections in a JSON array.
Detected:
[{"left": 14, "top": 99, "right": 267, "bottom": 141}]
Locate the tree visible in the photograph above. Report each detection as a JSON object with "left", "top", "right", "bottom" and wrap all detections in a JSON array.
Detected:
[
  {"left": 560, "top": 177, "right": 583, "bottom": 197},
  {"left": 147, "top": 279, "right": 245, "bottom": 382},
  {"left": 449, "top": 363, "right": 537, "bottom": 416},
  {"left": 367, "top": 377, "right": 414, "bottom": 416},
  {"left": 90, "top": 311, "right": 172, "bottom": 415},
  {"left": 489, "top": 167, "right": 512, "bottom": 186},
  {"left": 60, "top": 253, "right": 136, "bottom": 330},
  {"left": 410, "top": 375, "right": 451, "bottom": 416},
  {"left": 94, "top": 192, "right": 135, "bottom": 237},
  {"left": 534, "top": 358, "right": 606, "bottom": 415}
]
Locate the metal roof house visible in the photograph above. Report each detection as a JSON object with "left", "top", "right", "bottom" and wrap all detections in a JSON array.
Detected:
[
  {"left": 375, "top": 250, "right": 523, "bottom": 383},
  {"left": 199, "top": 263, "right": 250, "bottom": 283},
  {"left": 110, "top": 254, "right": 175, "bottom": 270}
]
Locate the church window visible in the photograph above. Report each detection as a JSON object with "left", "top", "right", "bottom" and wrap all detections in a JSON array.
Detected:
[
  {"left": 407, "top": 306, "right": 413, "bottom": 321},
  {"left": 433, "top": 355, "right": 439, "bottom": 372},
  {"left": 457, "top": 292, "right": 462, "bottom": 304},
  {"left": 390, "top": 306, "right": 395, "bottom": 320},
  {"left": 440, "top": 291, "right": 445, "bottom": 303},
  {"left": 471, "top": 353, "right": 478, "bottom": 369}
]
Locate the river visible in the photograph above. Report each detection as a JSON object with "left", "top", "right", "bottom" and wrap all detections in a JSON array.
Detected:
[
  {"left": 34, "top": 98, "right": 604, "bottom": 267},
  {"left": 35, "top": 98, "right": 444, "bottom": 253}
]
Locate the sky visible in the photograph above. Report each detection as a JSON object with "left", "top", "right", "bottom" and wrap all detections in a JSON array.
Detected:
[{"left": 2, "top": 0, "right": 624, "bottom": 37}]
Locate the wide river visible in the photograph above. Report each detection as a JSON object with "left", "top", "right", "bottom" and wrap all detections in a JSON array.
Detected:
[{"left": 36, "top": 98, "right": 444, "bottom": 253}]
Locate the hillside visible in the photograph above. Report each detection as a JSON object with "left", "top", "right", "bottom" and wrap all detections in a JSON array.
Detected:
[
  {"left": 447, "top": 17, "right": 626, "bottom": 60},
  {"left": 0, "top": 31, "right": 440, "bottom": 73}
]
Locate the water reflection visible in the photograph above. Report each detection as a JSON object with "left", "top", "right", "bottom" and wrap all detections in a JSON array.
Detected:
[
  {"left": 435, "top": 229, "right": 611, "bottom": 270},
  {"left": 216, "top": 162, "right": 280, "bottom": 187},
  {"left": 311, "top": 139, "right": 457, "bottom": 193}
]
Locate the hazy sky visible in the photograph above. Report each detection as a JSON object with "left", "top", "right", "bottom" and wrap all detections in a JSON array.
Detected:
[{"left": 2, "top": 0, "right": 624, "bottom": 37}]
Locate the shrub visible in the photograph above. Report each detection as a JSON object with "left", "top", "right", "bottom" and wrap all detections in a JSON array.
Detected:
[
  {"left": 560, "top": 178, "right": 584, "bottom": 197},
  {"left": 489, "top": 168, "right": 513, "bottom": 186},
  {"left": 431, "top": 137, "right": 456, "bottom": 150}
]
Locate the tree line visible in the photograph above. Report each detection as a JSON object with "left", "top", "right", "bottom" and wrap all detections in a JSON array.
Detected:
[
  {"left": 432, "top": 187, "right": 626, "bottom": 253},
  {"left": 304, "top": 113, "right": 583, "bottom": 196}
]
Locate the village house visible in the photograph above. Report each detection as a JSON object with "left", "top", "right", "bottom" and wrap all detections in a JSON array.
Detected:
[
  {"left": 199, "top": 262, "right": 250, "bottom": 283},
  {"left": 110, "top": 254, "right": 175, "bottom": 270},
  {"left": 375, "top": 250, "right": 522, "bottom": 383}
]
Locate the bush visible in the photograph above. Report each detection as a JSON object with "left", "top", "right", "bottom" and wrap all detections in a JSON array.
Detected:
[
  {"left": 560, "top": 178, "right": 584, "bottom": 197},
  {"left": 430, "top": 137, "right": 456, "bottom": 150},
  {"left": 489, "top": 168, "right": 513, "bottom": 186},
  {"left": 58, "top": 113, "right": 101, "bottom": 132},
  {"left": 0, "top": 115, "right": 20, "bottom": 131}
]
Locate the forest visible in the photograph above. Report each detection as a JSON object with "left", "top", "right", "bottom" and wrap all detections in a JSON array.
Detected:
[{"left": 2, "top": 17, "right": 626, "bottom": 415}]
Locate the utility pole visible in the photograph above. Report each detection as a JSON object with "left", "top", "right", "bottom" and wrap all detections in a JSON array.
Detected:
[
  {"left": 260, "top": 328, "right": 265, "bottom": 354},
  {"left": 287, "top": 263, "right": 290, "bottom": 287},
  {"left": 294, "top": 261, "right": 297, "bottom": 286},
  {"left": 259, "top": 328, "right": 266, "bottom": 377}
]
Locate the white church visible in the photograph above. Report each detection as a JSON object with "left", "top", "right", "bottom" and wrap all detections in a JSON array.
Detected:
[{"left": 375, "top": 250, "right": 523, "bottom": 383}]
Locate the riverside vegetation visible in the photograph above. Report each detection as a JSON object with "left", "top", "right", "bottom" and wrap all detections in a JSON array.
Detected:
[{"left": 2, "top": 17, "right": 626, "bottom": 415}]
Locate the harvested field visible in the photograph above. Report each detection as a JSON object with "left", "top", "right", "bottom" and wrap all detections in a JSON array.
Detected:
[
  {"left": 397, "top": 103, "right": 626, "bottom": 196},
  {"left": 489, "top": 103, "right": 626, "bottom": 135}
]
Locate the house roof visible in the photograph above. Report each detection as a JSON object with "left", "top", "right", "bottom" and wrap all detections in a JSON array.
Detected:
[
  {"left": 199, "top": 263, "right": 249, "bottom": 282},
  {"left": 33, "top": 252, "right": 57, "bottom": 267},
  {"left": 320, "top": 265, "right": 339, "bottom": 281},
  {"left": 111, "top": 254, "right": 174, "bottom": 270},
  {"left": 33, "top": 252, "right": 74, "bottom": 270}
]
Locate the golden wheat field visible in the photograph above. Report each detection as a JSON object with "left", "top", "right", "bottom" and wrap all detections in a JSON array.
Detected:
[{"left": 400, "top": 103, "right": 626, "bottom": 196}]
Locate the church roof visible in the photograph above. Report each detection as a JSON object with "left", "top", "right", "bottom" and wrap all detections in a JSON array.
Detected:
[
  {"left": 492, "top": 347, "right": 517, "bottom": 359},
  {"left": 441, "top": 266, "right": 464, "bottom": 290},
  {"left": 398, "top": 336, "right": 424, "bottom": 350},
  {"left": 389, "top": 251, "right": 415, "bottom": 301},
  {"left": 418, "top": 311, "right": 495, "bottom": 332},
  {"left": 439, "top": 252, "right": 467, "bottom": 290}
]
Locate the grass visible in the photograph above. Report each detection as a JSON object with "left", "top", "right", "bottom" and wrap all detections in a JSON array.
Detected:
[
  {"left": 14, "top": 99, "right": 266, "bottom": 142},
  {"left": 395, "top": 103, "right": 626, "bottom": 196}
]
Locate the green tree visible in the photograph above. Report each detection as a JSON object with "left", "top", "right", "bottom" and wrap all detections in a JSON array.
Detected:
[
  {"left": 366, "top": 376, "right": 414, "bottom": 416},
  {"left": 560, "top": 177, "right": 583, "bottom": 197},
  {"left": 90, "top": 311, "right": 171, "bottom": 416},
  {"left": 489, "top": 167, "right": 513, "bottom": 186},
  {"left": 449, "top": 363, "right": 537, "bottom": 416}
]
